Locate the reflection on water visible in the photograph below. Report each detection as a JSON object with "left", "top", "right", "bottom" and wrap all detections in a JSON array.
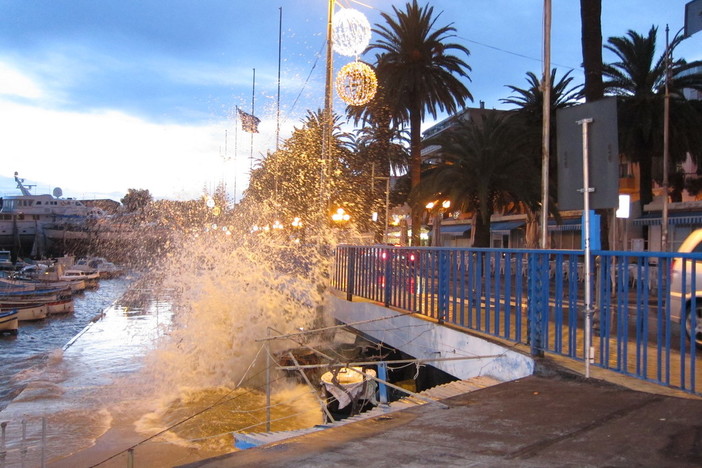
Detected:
[{"left": 0, "top": 277, "right": 133, "bottom": 409}]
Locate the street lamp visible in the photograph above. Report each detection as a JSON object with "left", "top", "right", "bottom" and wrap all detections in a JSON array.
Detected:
[{"left": 332, "top": 208, "right": 351, "bottom": 224}]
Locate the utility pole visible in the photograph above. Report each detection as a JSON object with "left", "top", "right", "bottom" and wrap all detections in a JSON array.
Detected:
[{"left": 540, "top": 0, "right": 552, "bottom": 248}]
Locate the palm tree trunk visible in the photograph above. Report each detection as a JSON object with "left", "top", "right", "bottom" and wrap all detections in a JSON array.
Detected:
[
  {"left": 639, "top": 157, "right": 654, "bottom": 208},
  {"left": 473, "top": 209, "right": 492, "bottom": 248},
  {"left": 580, "top": 0, "right": 610, "bottom": 249},
  {"left": 580, "top": 0, "right": 603, "bottom": 101}
]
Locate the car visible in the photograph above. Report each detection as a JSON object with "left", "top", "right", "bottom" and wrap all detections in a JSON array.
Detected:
[{"left": 669, "top": 228, "right": 702, "bottom": 347}]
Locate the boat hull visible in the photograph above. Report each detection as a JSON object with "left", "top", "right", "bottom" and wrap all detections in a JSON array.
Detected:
[
  {"left": 0, "top": 304, "right": 48, "bottom": 321},
  {"left": 0, "top": 310, "right": 19, "bottom": 334},
  {"left": 47, "top": 299, "right": 74, "bottom": 315}
]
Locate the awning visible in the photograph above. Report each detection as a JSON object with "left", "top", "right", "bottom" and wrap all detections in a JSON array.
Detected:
[
  {"left": 490, "top": 220, "right": 525, "bottom": 232},
  {"left": 633, "top": 211, "right": 702, "bottom": 226},
  {"left": 548, "top": 218, "right": 582, "bottom": 231},
  {"left": 439, "top": 224, "right": 471, "bottom": 236}
]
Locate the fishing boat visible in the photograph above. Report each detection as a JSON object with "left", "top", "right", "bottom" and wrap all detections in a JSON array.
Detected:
[
  {"left": 0, "top": 309, "right": 19, "bottom": 334},
  {"left": 0, "top": 286, "right": 70, "bottom": 302},
  {"left": 46, "top": 294, "right": 75, "bottom": 315},
  {"left": 0, "top": 303, "right": 48, "bottom": 321},
  {"left": 12, "top": 265, "right": 87, "bottom": 292},
  {"left": 0, "top": 285, "right": 74, "bottom": 315}
]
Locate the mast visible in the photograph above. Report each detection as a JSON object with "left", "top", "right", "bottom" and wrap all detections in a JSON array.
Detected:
[{"left": 14, "top": 172, "right": 33, "bottom": 196}]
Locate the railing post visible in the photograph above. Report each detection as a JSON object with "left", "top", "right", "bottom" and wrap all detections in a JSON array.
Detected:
[
  {"left": 384, "top": 249, "right": 392, "bottom": 308},
  {"left": 528, "top": 252, "right": 547, "bottom": 357},
  {"left": 346, "top": 247, "right": 356, "bottom": 301},
  {"left": 438, "top": 250, "right": 450, "bottom": 323}
]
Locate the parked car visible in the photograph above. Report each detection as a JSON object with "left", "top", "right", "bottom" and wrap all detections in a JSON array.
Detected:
[{"left": 669, "top": 228, "right": 702, "bottom": 347}]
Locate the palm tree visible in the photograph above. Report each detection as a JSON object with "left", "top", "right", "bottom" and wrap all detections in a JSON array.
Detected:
[
  {"left": 603, "top": 27, "right": 702, "bottom": 207},
  {"left": 414, "top": 113, "right": 540, "bottom": 247},
  {"left": 369, "top": 0, "right": 472, "bottom": 245},
  {"left": 502, "top": 69, "right": 582, "bottom": 143},
  {"left": 502, "top": 69, "right": 580, "bottom": 246}
]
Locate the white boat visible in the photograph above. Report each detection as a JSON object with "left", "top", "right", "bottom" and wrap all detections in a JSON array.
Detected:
[
  {"left": 60, "top": 269, "right": 100, "bottom": 288},
  {"left": 73, "top": 257, "right": 124, "bottom": 278},
  {"left": 0, "top": 309, "right": 19, "bottom": 334},
  {"left": 0, "top": 250, "right": 14, "bottom": 270},
  {"left": 0, "top": 172, "right": 104, "bottom": 251}
]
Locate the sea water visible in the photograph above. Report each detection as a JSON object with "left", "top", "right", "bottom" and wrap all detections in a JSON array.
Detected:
[{"left": 0, "top": 224, "right": 334, "bottom": 467}]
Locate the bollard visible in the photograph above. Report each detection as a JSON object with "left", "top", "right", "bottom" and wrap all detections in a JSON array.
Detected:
[
  {"left": 377, "top": 362, "right": 389, "bottom": 405},
  {"left": 20, "top": 419, "right": 27, "bottom": 466},
  {"left": 41, "top": 417, "right": 46, "bottom": 468},
  {"left": 1, "top": 420, "right": 7, "bottom": 466}
]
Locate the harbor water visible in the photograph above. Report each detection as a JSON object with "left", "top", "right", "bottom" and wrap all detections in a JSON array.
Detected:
[{"left": 0, "top": 235, "right": 329, "bottom": 467}]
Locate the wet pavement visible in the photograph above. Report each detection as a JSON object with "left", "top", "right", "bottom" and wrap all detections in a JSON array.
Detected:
[{"left": 181, "top": 358, "right": 702, "bottom": 468}]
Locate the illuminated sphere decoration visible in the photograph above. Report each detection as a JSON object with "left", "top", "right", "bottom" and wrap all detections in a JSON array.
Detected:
[
  {"left": 332, "top": 8, "right": 371, "bottom": 57},
  {"left": 335, "top": 61, "right": 377, "bottom": 106}
]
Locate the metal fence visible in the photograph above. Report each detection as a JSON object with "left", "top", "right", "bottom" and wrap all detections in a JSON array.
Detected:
[{"left": 331, "top": 245, "right": 702, "bottom": 396}]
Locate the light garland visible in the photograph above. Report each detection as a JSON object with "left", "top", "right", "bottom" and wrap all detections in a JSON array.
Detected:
[
  {"left": 332, "top": 8, "right": 371, "bottom": 57},
  {"left": 335, "top": 61, "right": 377, "bottom": 106}
]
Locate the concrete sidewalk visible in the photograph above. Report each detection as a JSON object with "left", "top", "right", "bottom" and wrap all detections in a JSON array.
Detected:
[{"left": 181, "top": 360, "right": 702, "bottom": 468}]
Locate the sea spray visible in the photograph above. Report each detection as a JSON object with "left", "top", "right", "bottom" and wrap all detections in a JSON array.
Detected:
[{"left": 128, "top": 203, "right": 340, "bottom": 446}]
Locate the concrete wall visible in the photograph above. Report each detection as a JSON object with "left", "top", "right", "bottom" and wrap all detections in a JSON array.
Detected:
[{"left": 329, "top": 295, "right": 534, "bottom": 382}]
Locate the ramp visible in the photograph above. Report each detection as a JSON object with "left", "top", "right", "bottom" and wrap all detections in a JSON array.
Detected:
[{"left": 233, "top": 375, "right": 502, "bottom": 449}]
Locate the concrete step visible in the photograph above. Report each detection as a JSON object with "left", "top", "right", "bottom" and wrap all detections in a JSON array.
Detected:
[{"left": 232, "top": 375, "right": 503, "bottom": 449}]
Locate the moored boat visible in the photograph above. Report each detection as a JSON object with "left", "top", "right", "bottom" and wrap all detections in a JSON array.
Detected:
[
  {"left": 0, "top": 309, "right": 19, "bottom": 334},
  {"left": 60, "top": 269, "right": 99, "bottom": 288},
  {"left": 46, "top": 296, "right": 75, "bottom": 314},
  {"left": 0, "top": 172, "right": 105, "bottom": 252},
  {"left": 0, "top": 286, "right": 70, "bottom": 303},
  {"left": 2, "top": 275, "right": 85, "bottom": 293},
  {"left": 0, "top": 303, "right": 48, "bottom": 321},
  {"left": 73, "top": 257, "right": 124, "bottom": 278}
]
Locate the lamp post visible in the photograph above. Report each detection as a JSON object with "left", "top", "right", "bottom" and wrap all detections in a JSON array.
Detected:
[{"left": 320, "top": 0, "right": 334, "bottom": 210}]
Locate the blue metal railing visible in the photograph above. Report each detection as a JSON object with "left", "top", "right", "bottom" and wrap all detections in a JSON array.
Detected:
[{"left": 332, "top": 245, "right": 702, "bottom": 396}]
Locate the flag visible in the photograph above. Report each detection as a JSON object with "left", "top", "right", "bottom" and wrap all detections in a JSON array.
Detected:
[
  {"left": 237, "top": 107, "right": 261, "bottom": 133},
  {"left": 685, "top": 0, "right": 702, "bottom": 37}
]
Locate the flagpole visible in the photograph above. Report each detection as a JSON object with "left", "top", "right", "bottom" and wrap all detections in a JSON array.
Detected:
[
  {"left": 276, "top": 7, "right": 282, "bottom": 151},
  {"left": 234, "top": 109, "right": 239, "bottom": 204},
  {"left": 662, "top": 25, "right": 671, "bottom": 251},
  {"left": 251, "top": 68, "right": 256, "bottom": 170}
]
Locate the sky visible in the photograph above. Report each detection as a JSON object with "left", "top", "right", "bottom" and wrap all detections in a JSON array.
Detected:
[{"left": 0, "top": 0, "right": 700, "bottom": 202}]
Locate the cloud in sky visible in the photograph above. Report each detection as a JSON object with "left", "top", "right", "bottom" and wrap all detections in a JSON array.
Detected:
[{"left": 0, "top": 0, "right": 699, "bottom": 201}]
